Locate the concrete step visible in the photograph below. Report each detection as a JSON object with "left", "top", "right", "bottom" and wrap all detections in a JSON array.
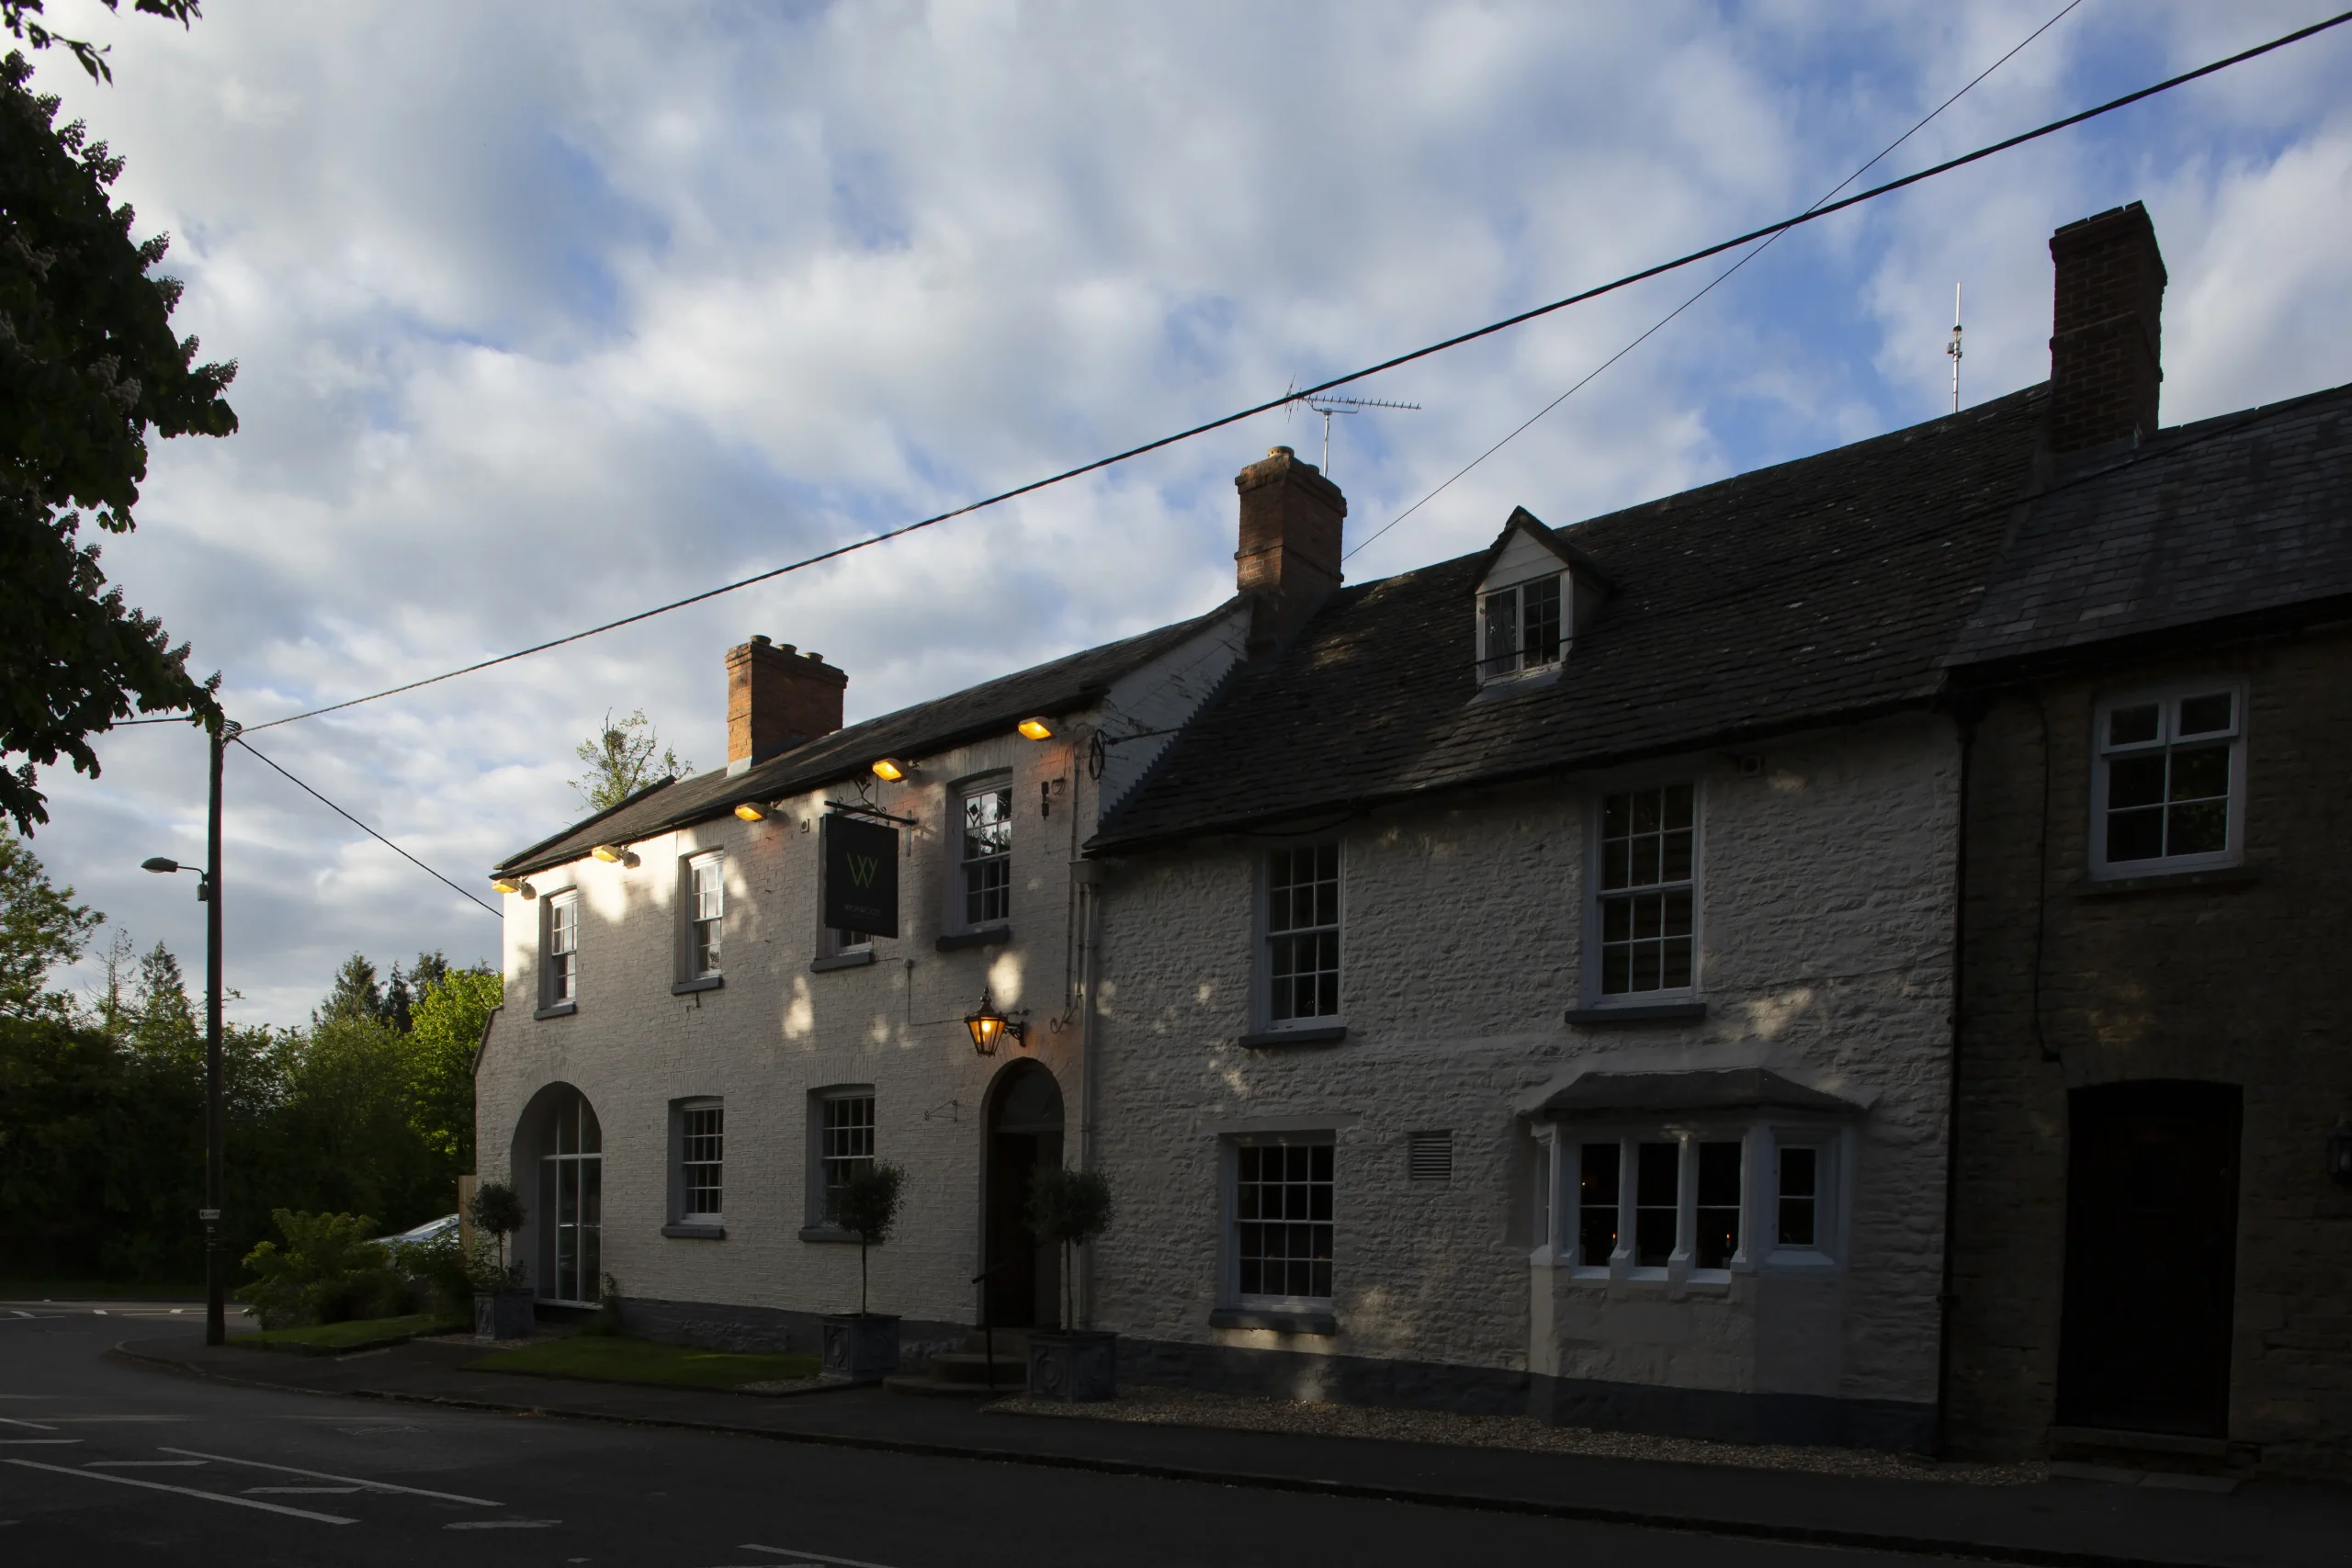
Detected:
[
  {"left": 881, "top": 1371, "right": 1012, "bottom": 1399},
  {"left": 925, "top": 1350, "right": 1026, "bottom": 1385}
]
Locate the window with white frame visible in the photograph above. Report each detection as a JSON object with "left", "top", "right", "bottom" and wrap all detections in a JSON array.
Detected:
[
  {"left": 545, "top": 891, "right": 581, "bottom": 1006},
  {"left": 2091, "top": 684, "right": 2245, "bottom": 877},
  {"left": 677, "top": 1100, "right": 723, "bottom": 1224},
  {"left": 1228, "top": 1137, "right": 1334, "bottom": 1305},
  {"left": 1264, "top": 841, "right": 1340, "bottom": 1025},
  {"left": 1569, "top": 1133, "right": 1745, "bottom": 1274},
  {"left": 810, "top": 1089, "right": 875, "bottom": 1227},
  {"left": 958, "top": 783, "right": 1012, "bottom": 928},
  {"left": 686, "top": 852, "right": 724, "bottom": 977},
  {"left": 1479, "top": 573, "right": 1564, "bottom": 682},
  {"left": 1596, "top": 784, "right": 1696, "bottom": 996}
]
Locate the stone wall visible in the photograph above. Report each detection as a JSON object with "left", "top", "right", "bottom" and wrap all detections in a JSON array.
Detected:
[
  {"left": 1948, "top": 630, "right": 2352, "bottom": 1479},
  {"left": 1088, "top": 713, "right": 1962, "bottom": 1437}
]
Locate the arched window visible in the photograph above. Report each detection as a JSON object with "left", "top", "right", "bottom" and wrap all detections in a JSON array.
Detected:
[{"left": 538, "top": 1088, "right": 603, "bottom": 1303}]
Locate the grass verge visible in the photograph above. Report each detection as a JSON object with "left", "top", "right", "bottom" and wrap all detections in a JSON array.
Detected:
[
  {"left": 233, "top": 1314, "right": 461, "bottom": 1354},
  {"left": 468, "top": 1335, "right": 820, "bottom": 1389}
]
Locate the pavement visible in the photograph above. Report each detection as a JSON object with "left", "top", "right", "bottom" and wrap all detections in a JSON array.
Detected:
[{"left": 82, "top": 1311, "right": 2352, "bottom": 1568}]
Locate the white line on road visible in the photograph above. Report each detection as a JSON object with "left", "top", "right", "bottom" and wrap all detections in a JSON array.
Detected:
[
  {"left": 246, "top": 1486, "right": 362, "bottom": 1495},
  {"left": 2, "top": 1459, "right": 356, "bottom": 1524},
  {"left": 87, "top": 1460, "right": 208, "bottom": 1468},
  {"left": 158, "top": 1447, "right": 502, "bottom": 1506},
  {"left": 444, "top": 1518, "right": 560, "bottom": 1529},
  {"left": 51, "top": 1416, "right": 188, "bottom": 1423},
  {"left": 741, "top": 1546, "right": 902, "bottom": 1568},
  {"left": 0, "top": 1439, "right": 80, "bottom": 1446},
  {"left": 0, "top": 1417, "right": 53, "bottom": 1430}
]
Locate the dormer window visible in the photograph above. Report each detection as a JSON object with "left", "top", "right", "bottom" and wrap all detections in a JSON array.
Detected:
[{"left": 1480, "top": 574, "right": 1563, "bottom": 681}]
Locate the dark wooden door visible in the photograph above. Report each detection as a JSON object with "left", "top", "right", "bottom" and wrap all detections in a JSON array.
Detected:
[
  {"left": 2056, "top": 1080, "right": 2241, "bottom": 1437},
  {"left": 986, "top": 1132, "right": 1040, "bottom": 1327}
]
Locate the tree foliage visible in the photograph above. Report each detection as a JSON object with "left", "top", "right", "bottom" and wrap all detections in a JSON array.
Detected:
[
  {"left": 570, "top": 709, "right": 689, "bottom": 814},
  {"left": 1027, "top": 1165, "right": 1113, "bottom": 1331},
  {"left": 2, "top": 2, "right": 199, "bottom": 85},
  {"left": 836, "top": 1159, "right": 902, "bottom": 1316},
  {"left": 0, "top": 828, "right": 98, "bottom": 1018},
  {"left": 1, "top": 46, "right": 235, "bottom": 833}
]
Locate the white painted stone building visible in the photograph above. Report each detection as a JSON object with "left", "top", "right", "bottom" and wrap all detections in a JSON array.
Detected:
[
  {"left": 1078, "top": 408, "right": 2048, "bottom": 1447},
  {"left": 475, "top": 605, "right": 1249, "bottom": 1356}
]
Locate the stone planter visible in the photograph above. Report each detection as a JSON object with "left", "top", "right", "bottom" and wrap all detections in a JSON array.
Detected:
[
  {"left": 1025, "top": 1329, "right": 1117, "bottom": 1402},
  {"left": 820, "top": 1313, "right": 899, "bottom": 1382},
  {"left": 473, "top": 1290, "right": 535, "bottom": 1341}
]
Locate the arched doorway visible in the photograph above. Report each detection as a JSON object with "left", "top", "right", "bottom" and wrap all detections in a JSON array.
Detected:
[
  {"left": 983, "top": 1061, "right": 1064, "bottom": 1328},
  {"left": 512, "top": 1085, "right": 603, "bottom": 1305}
]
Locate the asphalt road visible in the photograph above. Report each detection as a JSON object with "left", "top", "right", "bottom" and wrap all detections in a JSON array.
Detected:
[{"left": 1, "top": 1303, "right": 1929, "bottom": 1568}]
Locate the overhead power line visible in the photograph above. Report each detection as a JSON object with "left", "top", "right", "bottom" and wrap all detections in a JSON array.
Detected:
[
  {"left": 232, "top": 735, "right": 501, "bottom": 918},
  {"left": 239, "top": 6, "right": 2352, "bottom": 736},
  {"left": 1342, "top": 0, "right": 2087, "bottom": 563}
]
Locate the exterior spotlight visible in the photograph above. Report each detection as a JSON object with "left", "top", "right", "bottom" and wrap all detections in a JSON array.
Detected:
[
  {"left": 871, "top": 758, "right": 910, "bottom": 782},
  {"left": 1017, "top": 717, "right": 1054, "bottom": 741},
  {"left": 2331, "top": 1118, "right": 2352, "bottom": 1188},
  {"left": 734, "top": 802, "right": 768, "bottom": 822},
  {"left": 492, "top": 875, "right": 525, "bottom": 895},
  {"left": 964, "top": 989, "right": 1028, "bottom": 1056},
  {"left": 593, "top": 844, "right": 625, "bottom": 863}
]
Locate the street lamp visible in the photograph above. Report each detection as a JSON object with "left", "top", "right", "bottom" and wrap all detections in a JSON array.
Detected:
[
  {"left": 141, "top": 721, "right": 231, "bottom": 1347},
  {"left": 964, "top": 990, "right": 1028, "bottom": 1056}
]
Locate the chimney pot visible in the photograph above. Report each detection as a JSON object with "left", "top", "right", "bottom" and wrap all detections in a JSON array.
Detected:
[
  {"left": 2047, "top": 201, "right": 2166, "bottom": 455},
  {"left": 726, "top": 637, "right": 846, "bottom": 770}
]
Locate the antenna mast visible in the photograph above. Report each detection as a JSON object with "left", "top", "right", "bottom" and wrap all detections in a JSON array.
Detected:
[
  {"left": 1946, "top": 283, "right": 1963, "bottom": 413},
  {"left": 1297, "top": 393, "right": 1422, "bottom": 480}
]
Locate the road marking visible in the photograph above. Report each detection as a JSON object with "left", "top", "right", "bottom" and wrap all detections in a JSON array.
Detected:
[
  {"left": 0, "top": 1417, "right": 54, "bottom": 1430},
  {"left": 0, "top": 1439, "right": 80, "bottom": 1446},
  {"left": 158, "top": 1448, "right": 502, "bottom": 1506},
  {"left": 246, "top": 1486, "right": 363, "bottom": 1495},
  {"left": 2, "top": 1459, "right": 356, "bottom": 1524},
  {"left": 87, "top": 1460, "right": 208, "bottom": 1468},
  {"left": 444, "top": 1518, "right": 560, "bottom": 1529},
  {"left": 51, "top": 1416, "right": 188, "bottom": 1423},
  {"left": 741, "top": 1547, "right": 901, "bottom": 1568}
]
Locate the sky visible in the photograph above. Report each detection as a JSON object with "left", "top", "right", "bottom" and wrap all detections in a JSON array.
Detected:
[{"left": 18, "top": 0, "right": 2352, "bottom": 1025}]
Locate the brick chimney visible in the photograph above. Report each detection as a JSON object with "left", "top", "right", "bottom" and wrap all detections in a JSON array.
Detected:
[
  {"left": 2047, "top": 202, "right": 2167, "bottom": 455},
  {"left": 1234, "top": 445, "right": 1344, "bottom": 657},
  {"left": 725, "top": 637, "right": 845, "bottom": 773}
]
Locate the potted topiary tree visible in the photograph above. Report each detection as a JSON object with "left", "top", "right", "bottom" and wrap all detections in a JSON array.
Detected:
[
  {"left": 821, "top": 1161, "right": 904, "bottom": 1382},
  {"left": 468, "top": 1180, "right": 534, "bottom": 1340},
  {"left": 1023, "top": 1165, "right": 1116, "bottom": 1401}
]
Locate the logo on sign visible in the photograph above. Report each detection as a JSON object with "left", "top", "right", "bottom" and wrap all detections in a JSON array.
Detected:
[{"left": 846, "top": 854, "right": 879, "bottom": 888}]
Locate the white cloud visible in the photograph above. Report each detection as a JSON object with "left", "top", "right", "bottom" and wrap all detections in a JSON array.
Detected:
[{"left": 20, "top": 0, "right": 2352, "bottom": 1021}]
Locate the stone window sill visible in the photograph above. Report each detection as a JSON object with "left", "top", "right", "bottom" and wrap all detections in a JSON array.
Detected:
[
  {"left": 672, "top": 975, "right": 724, "bottom": 996},
  {"left": 811, "top": 951, "right": 876, "bottom": 973},
  {"left": 1565, "top": 1001, "right": 1707, "bottom": 1025},
  {"left": 1209, "top": 1307, "right": 1337, "bottom": 1336},
  {"left": 936, "top": 927, "right": 1011, "bottom": 952},
  {"left": 661, "top": 1224, "right": 725, "bottom": 1241},
  {"left": 533, "top": 1001, "right": 577, "bottom": 1021},
  {"left": 797, "top": 1225, "right": 863, "bottom": 1245},
  {"left": 1238, "top": 1025, "right": 1347, "bottom": 1048},
  {"left": 2074, "top": 866, "right": 2259, "bottom": 899}
]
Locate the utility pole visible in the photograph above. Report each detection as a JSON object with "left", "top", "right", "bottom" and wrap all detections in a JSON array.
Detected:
[{"left": 203, "top": 723, "right": 230, "bottom": 1346}]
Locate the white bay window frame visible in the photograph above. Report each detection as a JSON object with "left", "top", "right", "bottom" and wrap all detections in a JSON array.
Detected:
[{"left": 1535, "top": 1121, "right": 1849, "bottom": 1282}]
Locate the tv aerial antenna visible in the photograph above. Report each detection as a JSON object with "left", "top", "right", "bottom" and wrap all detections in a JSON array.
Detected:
[
  {"left": 1289, "top": 391, "right": 1421, "bottom": 480},
  {"left": 1946, "top": 283, "right": 1963, "bottom": 413}
]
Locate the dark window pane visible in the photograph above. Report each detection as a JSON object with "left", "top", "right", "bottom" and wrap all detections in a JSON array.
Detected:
[
  {"left": 1601, "top": 793, "right": 1629, "bottom": 839},
  {"left": 1662, "top": 829, "right": 1692, "bottom": 882},
  {"left": 1579, "top": 1207, "right": 1619, "bottom": 1266},
  {"left": 1633, "top": 791, "right": 1660, "bottom": 834},
  {"left": 1663, "top": 784, "right": 1694, "bottom": 830},
  {"left": 1484, "top": 591, "right": 1519, "bottom": 675},
  {"left": 1695, "top": 1206, "right": 1738, "bottom": 1269},
  {"left": 2108, "top": 703, "right": 2160, "bottom": 746},
  {"left": 1525, "top": 576, "right": 1562, "bottom": 663},
  {"left": 1696, "top": 1141, "right": 1741, "bottom": 1207},
  {"left": 1601, "top": 840, "right": 1630, "bottom": 890},
  {"left": 1601, "top": 897, "right": 1631, "bottom": 942},
  {"left": 2168, "top": 743, "right": 2230, "bottom": 802},
  {"left": 1661, "top": 937, "right": 1693, "bottom": 989},
  {"left": 1636, "top": 1142, "right": 1679, "bottom": 1205},
  {"left": 2177, "top": 692, "right": 2233, "bottom": 736},
  {"left": 2168, "top": 798, "right": 2228, "bottom": 857},
  {"left": 1662, "top": 889, "right": 1693, "bottom": 938},
  {"left": 1632, "top": 943, "right": 1659, "bottom": 991},
  {"left": 1601, "top": 947, "right": 1631, "bottom": 994},
  {"left": 2107, "top": 806, "right": 2164, "bottom": 863},
  {"left": 1634, "top": 1206, "right": 1677, "bottom": 1268},
  {"left": 2107, "top": 754, "right": 2165, "bottom": 809},
  {"left": 1779, "top": 1145, "right": 1815, "bottom": 1199}
]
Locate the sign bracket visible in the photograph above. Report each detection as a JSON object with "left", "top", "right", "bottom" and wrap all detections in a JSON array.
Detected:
[{"left": 825, "top": 799, "right": 919, "bottom": 827}]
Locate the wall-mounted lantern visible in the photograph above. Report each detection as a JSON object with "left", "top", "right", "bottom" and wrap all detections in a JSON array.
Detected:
[
  {"left": 2330, "top": 1118, "right": 2352, "bottom": 1188},
  {"left": 965, "top": 989, "right": 1028, "bottom": 1056}
]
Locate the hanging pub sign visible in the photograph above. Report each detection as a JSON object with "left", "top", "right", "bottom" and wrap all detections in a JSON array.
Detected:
[{"left": 822, "top": 812, "right": 899, "bottom": 938}]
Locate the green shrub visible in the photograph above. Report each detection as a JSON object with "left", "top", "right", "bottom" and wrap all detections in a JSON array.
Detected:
[
  {"left": 240, "top": 1209, "right": 405, "bottom": 1328},
  {"left": 836, "top": 1161, "right": 903, "bottom": 1315},
  {"left": 1027, "top": 1166, "right": 1114, "bottom": 1329},
  {"left": 578, "top": 1272, "right": 625, "bottom": 1337}
]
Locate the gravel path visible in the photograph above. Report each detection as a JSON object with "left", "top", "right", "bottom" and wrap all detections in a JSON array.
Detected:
[{"left": 989, "top": 1383, "right": 2046, "bottom": 1485}]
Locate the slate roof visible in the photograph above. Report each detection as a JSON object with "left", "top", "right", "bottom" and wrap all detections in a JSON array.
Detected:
[
  {"left": 496, "top": 604, "right": 1238, "bottom": 876},
  {"left": 1944, "top": 379, "right": 2352, "bottom": 672},
  {"left": 1091, "top": 385, "right": 2051, "bottom": 852},
  {"left": 1532, "top": 1067, "right": 1863, "bottom": 1118}
]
